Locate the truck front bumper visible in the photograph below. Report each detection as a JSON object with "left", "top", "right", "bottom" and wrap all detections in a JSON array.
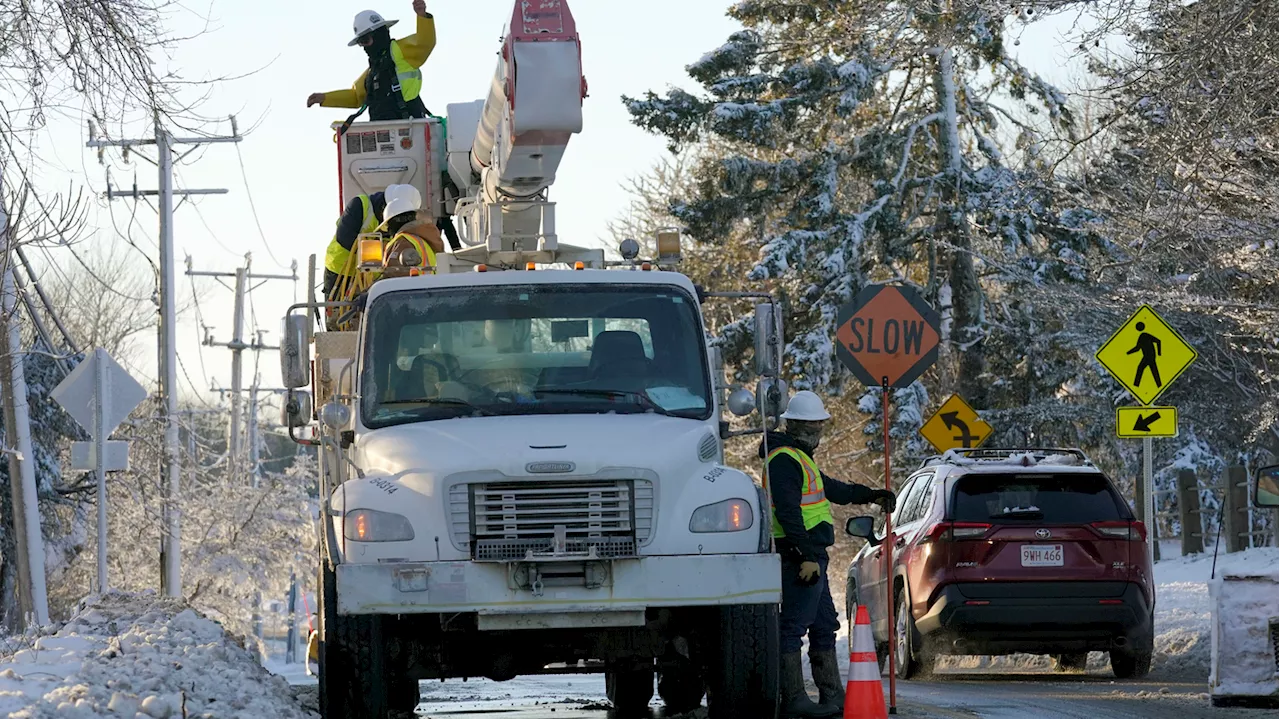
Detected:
[{"left": 335, "top": 553, "right": 781, "bottom": 617}]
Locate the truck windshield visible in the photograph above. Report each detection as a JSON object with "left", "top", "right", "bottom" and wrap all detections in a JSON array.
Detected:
[{"left": 361, "top": 284, "right": 713, "bottom": 428}]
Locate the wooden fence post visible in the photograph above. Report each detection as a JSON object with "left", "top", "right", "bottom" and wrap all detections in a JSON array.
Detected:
[
  {"left": 1177, "top": 468, "right": 1202, "bottom": 555},
  {"left": 1224, "top": 465, "right": 1249, "bottom": 554}
]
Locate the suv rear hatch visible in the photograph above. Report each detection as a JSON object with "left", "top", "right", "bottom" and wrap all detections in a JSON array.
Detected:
[{"left": 943, "top": 472, "right": 1144, "bottom": 599}]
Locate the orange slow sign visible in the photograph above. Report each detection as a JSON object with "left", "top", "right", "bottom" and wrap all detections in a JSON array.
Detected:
[{"left": 835, "top": 285, "right": 941, "bottom": 389}]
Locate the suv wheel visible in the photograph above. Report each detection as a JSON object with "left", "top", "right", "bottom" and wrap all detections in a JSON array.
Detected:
[
  {"left": 894, "top": 590, "right": 932, "bottom": 680},
  {"left": 1053, "top": 653, "right": 1088, "bottom": 672},
  {"left": 705, "top": 604, "right": 779, "bottom": 719},
  {"left": 605, "top": 663, "right": 654, "bottom": 717},
  {"left": 1110, "top": 637, "right": 1153, "bottom": 679}
]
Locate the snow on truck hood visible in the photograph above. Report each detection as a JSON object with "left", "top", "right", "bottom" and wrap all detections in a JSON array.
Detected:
[{"left": 354, "top": 413, "right": 719, "bottom": 480}]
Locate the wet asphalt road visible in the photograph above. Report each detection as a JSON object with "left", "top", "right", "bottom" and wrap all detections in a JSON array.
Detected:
[
  {"left": 290, "top": 667, "right": 1276, "bottom": 718},
  {"left": 402, "top": 671, "right": 1277, "bottom": 719}
]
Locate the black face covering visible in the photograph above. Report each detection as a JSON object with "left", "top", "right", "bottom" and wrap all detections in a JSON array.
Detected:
[
  {"left": 788, "top": 422, "right": 824, "bottom": 454},
  {"left": 362, "top": 27, "right": 393, "bottom": 58}
]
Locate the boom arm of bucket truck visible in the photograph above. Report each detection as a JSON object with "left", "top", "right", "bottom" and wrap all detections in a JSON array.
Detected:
[
  {"left": 443, "top": 0, "right": 591, "bottom": 261},
  {"left": 329, "top": 0, "right": 600, "bottom": 284}
]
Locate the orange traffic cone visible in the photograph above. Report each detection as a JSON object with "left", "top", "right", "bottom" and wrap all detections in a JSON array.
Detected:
[{"left": 844, "top": 605, "right": 887, "bottom": 719}]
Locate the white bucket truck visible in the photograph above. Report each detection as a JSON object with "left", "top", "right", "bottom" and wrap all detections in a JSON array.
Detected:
[{"left": 281, "top": 2, "right": 787, "bottom": 717}]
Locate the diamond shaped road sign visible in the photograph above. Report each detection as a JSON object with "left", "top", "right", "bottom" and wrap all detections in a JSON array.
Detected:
[
  {"left": 835, "top": 284, "right": 941, "bottom": 389},
  {"left": 51, "top": 349, "right": 148, "bottom": 437},
  {"left": 920, "top": 393, "right": 993, "bottom": 453},
  {"left": 1095, "top": 305, "right": 1197, "bottom": 406}
]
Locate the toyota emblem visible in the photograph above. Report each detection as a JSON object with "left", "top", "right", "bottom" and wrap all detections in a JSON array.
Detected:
[{"left": 1035, "top": 528, "right": 1051, "bottom": 539}]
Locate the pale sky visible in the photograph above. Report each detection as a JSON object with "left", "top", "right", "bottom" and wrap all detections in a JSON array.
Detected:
[{"left": 28, "top": 0, "right": 1089, "bottom": 417}]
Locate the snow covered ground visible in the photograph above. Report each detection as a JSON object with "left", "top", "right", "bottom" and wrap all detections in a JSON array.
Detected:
[{"left": 0, "top": 591, "right": 316, "bottom": 719}]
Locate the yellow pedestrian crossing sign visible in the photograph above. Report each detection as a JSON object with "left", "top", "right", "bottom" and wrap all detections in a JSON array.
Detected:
[
  {"left": 920, "top": 394, "right": 993, "bottom": 453},
  {"left": 1116, "top": 406, "right": 1178, "bottom": 438},
  {"left": 1095, "top": 306, "right": 1197, "bottom": 406}
]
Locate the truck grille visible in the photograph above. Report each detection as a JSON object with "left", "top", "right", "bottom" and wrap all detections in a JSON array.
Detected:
[{"left": 465, "top": 479, "right": 651, "bottom": 561}]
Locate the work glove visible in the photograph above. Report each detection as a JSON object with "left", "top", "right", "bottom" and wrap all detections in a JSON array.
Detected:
[
  {"left": 869, "top": 488, "right": 897, "bottom": 513},
  {"left": 797, "top": 561, "right": 822, "bottom": 586}
]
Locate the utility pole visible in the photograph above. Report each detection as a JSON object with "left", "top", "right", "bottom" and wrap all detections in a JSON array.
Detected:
[
  {"left": 0, "top": 177, "right": 50, "bottom": 627},
  {"left": 190, "top": 254, "right": 294, "bottom": 485},
  {"left": 246, "top": 377, "right": 288, "bottom": 488},
  {"left": 88, "top": 115, "right": 243, "bottom": 598}
]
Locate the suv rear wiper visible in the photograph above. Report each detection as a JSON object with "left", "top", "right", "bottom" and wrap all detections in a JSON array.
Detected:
[
  {"left": 989, "top": 509, "right": 1045, "bottom": 519},
  {"left": 533, "top": 388, "right": 668, "bottom": 414}
]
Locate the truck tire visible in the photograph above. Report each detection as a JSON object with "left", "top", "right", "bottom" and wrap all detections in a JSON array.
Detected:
[
  {"left": 319, "top": 562, "right": 391, "bottom": 718},
  {"left": 704, "top": 604, "right": 779, "bottom": 719},
  {"left": 657, "top": 667, "right": 705, "bottom": 714},
  {"left": 605, "top": 664, "right": 654, "bottom": 717}
]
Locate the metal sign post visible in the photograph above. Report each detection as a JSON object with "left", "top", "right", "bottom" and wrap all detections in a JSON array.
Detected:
[
  {"left": 94, "top": 351, "right": 108, "bottom": 590},
  {"left": 834, "top": 283, "right": 942, "bottom": 714}
]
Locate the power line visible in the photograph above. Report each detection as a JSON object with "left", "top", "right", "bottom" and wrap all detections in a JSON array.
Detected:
[{"left": 233, "top": 142, "right": 290, "bottom": 271}]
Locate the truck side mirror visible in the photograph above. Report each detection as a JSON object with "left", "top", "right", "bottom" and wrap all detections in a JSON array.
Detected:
[
  {"left": 757, "top": 377, "right": 788, "bottom": 417},
  {"left": 282, "top": 390, "right": 313, "bottom": 429},
  {"left": 845, "top": 516, "right": 881, "bottom": 546},
  {"left": 727, "top": 388, "right": 756, "bottom": 417},
  {"left": 754, "top": 302, "right": 781, "bottom": 378},
  {"left": 280, "top": 314, "right": 311, "bottom": 389},
  {"left": 1254, "top": 465, "right": 1279, "bottom": 508}
]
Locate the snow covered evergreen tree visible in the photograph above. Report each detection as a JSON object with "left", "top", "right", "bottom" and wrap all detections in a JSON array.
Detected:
[{"left": 625, "top": 0, "right": 1109, "bottom": 479}]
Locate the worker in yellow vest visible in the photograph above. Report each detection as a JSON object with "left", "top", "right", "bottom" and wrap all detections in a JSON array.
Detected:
[
  {"left": 323, "top": 190, "right": 387, "bottom": 303},
  {"left": 324, "top": 184, "right": 443, "bottom": 330},
  {"left": 307, "top": 0, "right": 437, "bottom": 122},
  {"left": 761, "top": 390, "right": 896, "bottom": 718},
  {"left": 377, "top": 184, "right": 442, "bottom": 278}
]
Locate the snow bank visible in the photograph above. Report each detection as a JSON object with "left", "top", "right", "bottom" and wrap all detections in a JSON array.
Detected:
[
  {"left": 1209, "top": 568, "right": 1278, "bottom": 698},
  {"left": 0, "top": 591, "right": 317, "bottom": 719}
]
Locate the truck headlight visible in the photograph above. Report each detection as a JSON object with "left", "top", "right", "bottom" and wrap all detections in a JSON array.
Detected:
[
  {"left": 689, "top": 499, "right": 753, "bottom": 533},
  {"left": 343, "top": 509, "right": 415, "bottom": 542}
]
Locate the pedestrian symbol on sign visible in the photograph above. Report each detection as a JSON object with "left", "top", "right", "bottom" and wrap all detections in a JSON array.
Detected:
[
  {"left": 1126, "top": 322, "right": 1163, "bottom": 388},
  {"left": 1096, "top": 305, "right": 1197, "bottom": 406}
]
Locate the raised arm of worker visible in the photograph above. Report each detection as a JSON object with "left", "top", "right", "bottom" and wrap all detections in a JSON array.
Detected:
[
  {"left": 820, "top": 471, "right": 896, "bottom": 513},
  {"left": 307, "top": 0, "right": 438, "bottom": 109}
]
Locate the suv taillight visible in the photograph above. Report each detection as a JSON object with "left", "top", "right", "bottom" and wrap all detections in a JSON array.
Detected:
[
  {"left": 919, "top": 521, "right": 991, "bottom": 543},
  {"left": 1090, "top": 520, "right": 1147, "bottom": 540}
]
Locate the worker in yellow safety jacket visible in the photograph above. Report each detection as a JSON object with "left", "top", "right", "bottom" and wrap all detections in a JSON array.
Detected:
[
  {"left": 762, "top": 391, "right": 897, "bottom": 718},
  {"left": 323, "top": 190, "right": 387, "bottom": 302},
  {"left": 307, "top": 0, "right": 437, "bottom": 122},
  {"left": 326, "top": 184, "right": 442, "bottom": 329}
]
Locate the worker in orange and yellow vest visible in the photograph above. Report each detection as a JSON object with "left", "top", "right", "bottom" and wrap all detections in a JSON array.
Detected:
[
  {"left": 377, "top": 184, "right": 442, "bottom": 278},
  {"left": 761, "top": 390, "right": 897, "bottom": 718},
  {"left": 307, "top": 0, "right": 437, "bottom": 122}
]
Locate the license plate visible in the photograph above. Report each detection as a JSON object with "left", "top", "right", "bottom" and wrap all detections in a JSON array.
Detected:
[{"left": 1020, "top": 544, "right": 1063, "bottom": 567}]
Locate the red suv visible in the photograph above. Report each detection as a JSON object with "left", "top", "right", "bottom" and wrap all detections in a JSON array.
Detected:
[{"left": 843, "top": 448, "right": 1154, "bottom": 679}]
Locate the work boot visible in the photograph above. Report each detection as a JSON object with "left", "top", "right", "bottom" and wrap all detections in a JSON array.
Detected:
[
  {"left": 809, "top": 649, "right": 845, "bottom": 715},
  {"left": 781, "top": 652, "right": 840, "bottom": 719}
]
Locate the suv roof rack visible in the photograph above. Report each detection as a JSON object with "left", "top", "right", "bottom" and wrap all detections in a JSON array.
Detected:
[{"left": 918, "top": 447, "right": 1093, "bottom": 470}]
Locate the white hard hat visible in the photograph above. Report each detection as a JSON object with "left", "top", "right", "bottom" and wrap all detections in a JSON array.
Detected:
[
  {"left": 349, "top": 9, "right": 399, "bottom": 46},
  {"left": 781, "top": 390, "right": 831, "bottom": 421},
  {"left": 382, "top": 184, "right": 422, "bottom": 222}
]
